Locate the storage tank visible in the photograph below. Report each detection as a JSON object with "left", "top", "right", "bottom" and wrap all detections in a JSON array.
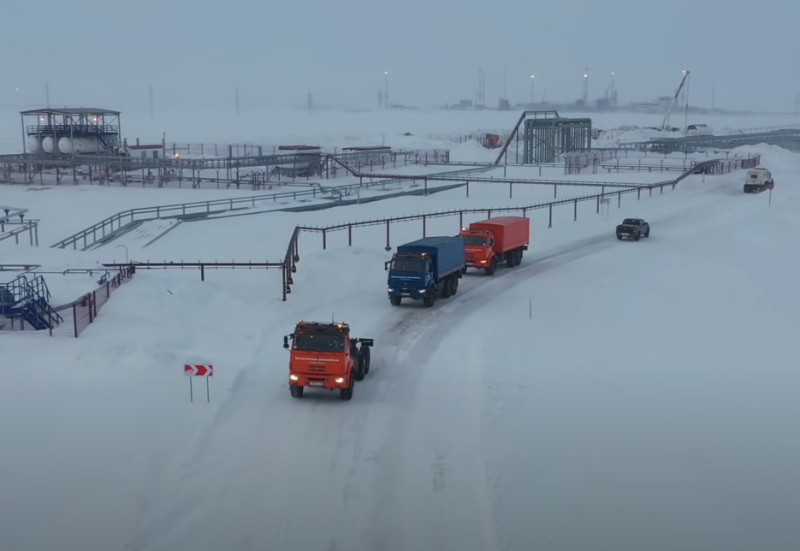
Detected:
[
  {"left": 26, "top": 135, "right": 42, "bottom": 154},
  {"left": 57, "top": 137, "right": 73, "bottom": 154},
  {"left": 42, "top": 136, "right": 56, "bottom": 154},
  {"left": 58, "top": 137, "right": 101, "bottom": 154},
  {"left": 72, "top": 137, "right": 101, "bottom": 154}
]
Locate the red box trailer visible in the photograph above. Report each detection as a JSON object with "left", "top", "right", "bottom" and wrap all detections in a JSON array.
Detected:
[{"left": 459, "top": 216, "right": 530, "bottom": 275}]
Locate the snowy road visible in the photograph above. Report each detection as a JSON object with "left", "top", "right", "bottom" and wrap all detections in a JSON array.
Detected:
[
  {"left": 129, "top": 178, "right": 746, "bottom": 551},
  {"left": 131, "top": 236, "right": 610, "bottom": 551}
]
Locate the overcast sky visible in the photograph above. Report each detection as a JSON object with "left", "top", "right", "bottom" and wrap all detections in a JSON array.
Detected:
[{"left": 1, "top": 0, "right": 797, "bottom": 114}]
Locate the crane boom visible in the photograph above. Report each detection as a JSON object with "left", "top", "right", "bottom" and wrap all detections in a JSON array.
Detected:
[{"left": 660, "top": 70, "right": 690, "bottom": 130}]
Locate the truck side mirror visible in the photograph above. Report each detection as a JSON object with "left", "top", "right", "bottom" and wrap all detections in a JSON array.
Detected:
[
  {"left": 283, "top": 335, "right": 289, "bottom": 349},
  {"left": 384, "top": 261, "right": 389, "bottom": 271}
]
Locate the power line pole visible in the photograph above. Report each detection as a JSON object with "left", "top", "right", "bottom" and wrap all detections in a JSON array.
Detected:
[
  {"left": 45, "top": 81, "right": 50, "bottom": 107},
  {"left": 307, "top": 90, "right": 312, "bottom": 114},
  {"left": 235, "top": 87, "right": 240, "bottom": 117},
  {"left": 711, "top": 73, "right": 716, "bottom": 110},
  {"left": 477, "top": 69, "right": 486, "bottom": 107},
  {"left": 149, "top": 85, "right": 154, "bottom": 119},
  {"left": 384, "top": 71, "right": 389, "bottom": 109}
]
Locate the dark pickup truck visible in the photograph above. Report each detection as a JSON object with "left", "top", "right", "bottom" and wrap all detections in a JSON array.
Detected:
[{"left": 616, "top": 218, "right": 650, "bottom": 241}]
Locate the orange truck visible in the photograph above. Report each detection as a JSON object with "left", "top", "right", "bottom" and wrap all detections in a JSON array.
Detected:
[
  {"left": 459, "top": 216, "right": 530, "bottom": 275},
  {"left": 283, "top": 321, "right": 373, "bottom": 401}
]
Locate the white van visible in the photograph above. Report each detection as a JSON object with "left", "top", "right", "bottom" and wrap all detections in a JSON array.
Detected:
[{"left": 743, "top": 168, "right": 774, "bottom": 193}]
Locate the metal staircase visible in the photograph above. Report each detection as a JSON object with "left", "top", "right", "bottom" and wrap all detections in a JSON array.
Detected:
[{"left": 0, "top": 274, "right": 63, "bottom": 330}]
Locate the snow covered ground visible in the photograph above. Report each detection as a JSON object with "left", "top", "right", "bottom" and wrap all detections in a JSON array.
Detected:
[{"left": 1, "top": 107, "right": 799, "bottom": 551}]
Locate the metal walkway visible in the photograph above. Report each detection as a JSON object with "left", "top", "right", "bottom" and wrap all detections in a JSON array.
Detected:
[
  {"left": 0, "top": 149, "right": 397, "bottom": 171},
  {"left": 619, "top": 127, "right": 800, "bottom": 154}
]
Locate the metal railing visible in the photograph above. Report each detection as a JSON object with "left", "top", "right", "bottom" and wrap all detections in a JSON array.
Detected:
[
  {"left": 278, "top": 156, "right": 758, "bottom": 299},
  {"left": 66, "top": 266, "right": 135, "bottom": 337},
  {"left": 39, "top": 154, "right": 759, "bottom": 307},
  {"left": 1, "top": 205, "right": 29, "bottom": 223},
  {"left": 570, "top": 154, "right": 761, "bottom": 176},
  {"left": 0, "top": 219, "right": 40, "bottom": 245},
  {"left": 50, "top": 148, "right": 757, "bottom": 254},
  {"left": 719, "top": 124, "right": 800, "bottom": 135},
  {"left": 51, "top": 165, "right": 493, "bottom": 250}
]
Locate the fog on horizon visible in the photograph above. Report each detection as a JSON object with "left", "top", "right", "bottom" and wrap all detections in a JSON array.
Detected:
[{"left": 1, "top": 0, "right": 798, "bottom": 115}]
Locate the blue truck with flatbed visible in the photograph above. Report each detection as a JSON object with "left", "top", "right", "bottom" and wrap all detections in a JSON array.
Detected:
[{"left": 384, "top": 236, "right": 466, "bottom": 307}]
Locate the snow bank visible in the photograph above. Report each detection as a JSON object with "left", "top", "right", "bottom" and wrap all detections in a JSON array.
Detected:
[
  {"left": 729, "top": 143, "right": 799, "bottom": 171},
  {"left": 448, "top": 140, "right": 498, "bottom": 163},
  {"left": 616, "top": 127, "right": 681, "bottom": 143},
  {"left": 472, "top": 184, "right": 800, "bottom": 549}
]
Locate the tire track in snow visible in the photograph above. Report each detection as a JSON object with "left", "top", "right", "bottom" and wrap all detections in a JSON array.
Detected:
[
  {"left": 356, "top": 184, "right": 747, "bottom": 551},
  {"left": 129, "top": 322, "right": 276, "bottom": 551},
  {"left": 129, "top": 176, "right": 741, "bottom": 551},
  {"left": 130, "top": 288, "right": 436, "bottom": 551}
]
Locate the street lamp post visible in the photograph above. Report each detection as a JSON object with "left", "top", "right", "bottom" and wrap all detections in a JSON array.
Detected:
[
  {"left": 530, "top": 75, "right": 535, "bottom": 104},
  {"left": 384, "top": 71, "right": 389, "bottom": 109}
]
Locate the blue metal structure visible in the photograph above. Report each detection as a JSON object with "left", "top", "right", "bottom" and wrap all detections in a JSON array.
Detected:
[{"left": 0, "top": 274, "right": 63, "bottom": 330}]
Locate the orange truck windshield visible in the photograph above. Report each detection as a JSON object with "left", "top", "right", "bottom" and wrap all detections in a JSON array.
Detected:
[
  {"left": 462, "top": 234, "right": 488, "bottom": 246},
  {"left": 293, "top": 334, "right": 344, "bottom": 352}
]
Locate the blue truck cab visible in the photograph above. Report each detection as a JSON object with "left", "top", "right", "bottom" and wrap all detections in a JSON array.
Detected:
[{"left": 384, "top": 236, "right": 466, "bottom": 307}]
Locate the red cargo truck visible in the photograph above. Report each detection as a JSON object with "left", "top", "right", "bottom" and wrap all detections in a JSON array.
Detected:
[{"left": 459, "top": 216, "right": 530, "bottom": 275}]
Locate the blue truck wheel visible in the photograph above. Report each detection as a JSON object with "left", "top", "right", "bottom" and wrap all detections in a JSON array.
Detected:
[{"left": 441, "top": 276, "right": 452, "bottom": 298}]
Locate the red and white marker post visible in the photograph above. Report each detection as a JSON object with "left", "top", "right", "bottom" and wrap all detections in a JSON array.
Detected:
[{"left": 184, "top": 364, "right": 213, "bottom": 402}]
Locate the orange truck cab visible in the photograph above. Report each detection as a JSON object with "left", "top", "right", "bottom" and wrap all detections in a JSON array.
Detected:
[
  {"left": 485, "top": 133, "right": 501, "bottom": 148},
  {"left": 283, "top": 321, "right": 373, "bottom": 401},
  {"left": 459, "top": 216, "right": 530, "bottom": 275}
]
